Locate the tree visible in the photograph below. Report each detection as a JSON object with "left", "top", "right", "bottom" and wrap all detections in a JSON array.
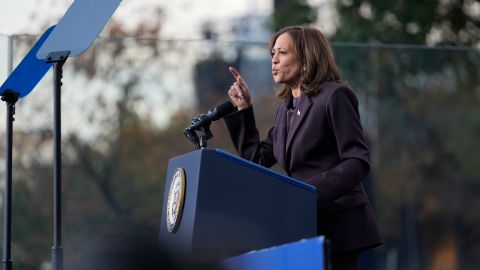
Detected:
[
  {"left": 271, "top": 0, "right": 317, "bottom": 31},
  {"left": 331, "top": 1, "right": 480, "bottom": 269},
  {"left": 0, "top": 4, "right": 170, "bottom": 268},
  {"left": 333, "top": 0, "right": 480, "bottom": 46}
]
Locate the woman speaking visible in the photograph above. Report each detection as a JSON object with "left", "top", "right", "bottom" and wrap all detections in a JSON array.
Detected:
[{"left": 224, "top": 26, "right": 381, "bottom": 270}]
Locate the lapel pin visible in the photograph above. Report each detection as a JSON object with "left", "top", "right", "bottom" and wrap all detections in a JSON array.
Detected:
[{"left": 297, "top": 110, "right": 301, "bottom": 116}]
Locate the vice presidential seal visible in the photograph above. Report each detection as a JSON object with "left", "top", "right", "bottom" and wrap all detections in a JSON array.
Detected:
[{"left": 166, "top": 168, "right": 186, "bottom": 233}]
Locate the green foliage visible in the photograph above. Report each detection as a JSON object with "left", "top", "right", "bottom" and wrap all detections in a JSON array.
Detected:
[
  {"left": 333, "top": 0, "right": 480, "bottom": 45},
  {"left": 271, "top": 0, "right": 317, "bottom": 31},
  {"left": 334, "top": 43, "right": 480, "bottom": 267}
]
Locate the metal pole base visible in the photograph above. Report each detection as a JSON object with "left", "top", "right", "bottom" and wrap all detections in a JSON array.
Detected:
[
  {"left": 52, "top": 247, "right": 63, "bottom": 270},
  {"left": 2, "top": 260, "right": 12, "bottom": 270}
]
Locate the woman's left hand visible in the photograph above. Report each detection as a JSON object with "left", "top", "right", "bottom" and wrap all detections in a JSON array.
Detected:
[{"left": 228, "top": 67, "right": 251, "bottom": 110}]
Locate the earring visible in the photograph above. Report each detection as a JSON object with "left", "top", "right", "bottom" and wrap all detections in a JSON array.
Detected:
[{"left": 302, "top": 67, "right": 306, "bottom": 71}]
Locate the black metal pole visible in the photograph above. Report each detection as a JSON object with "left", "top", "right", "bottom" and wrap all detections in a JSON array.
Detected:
[
  {"left": 52, "top": 59, "right": 66, "bottom": 270},
  {"left": 45, "top": 50, "right": 68, "bottom": 270},
  {"left": 2, "top": 91, "right": 19, "bottom": 270}
]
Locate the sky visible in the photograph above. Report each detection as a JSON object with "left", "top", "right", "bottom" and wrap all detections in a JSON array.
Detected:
[{"left": 0, "top": 0, "right": 273, "bottom": 38}]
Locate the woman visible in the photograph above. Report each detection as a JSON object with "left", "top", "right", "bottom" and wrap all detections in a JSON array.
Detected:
[{"left": 224, "top": 26, "right": 381, "bottom": 269}]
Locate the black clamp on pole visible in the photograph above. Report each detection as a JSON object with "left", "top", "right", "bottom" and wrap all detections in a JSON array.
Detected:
[{"left": 183, "top": 114, "right": 214, "bottom": 150}]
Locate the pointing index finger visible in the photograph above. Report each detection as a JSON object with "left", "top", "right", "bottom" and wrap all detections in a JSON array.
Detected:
[
  {"left": 229, "top": 67, "right": 241, "bottom": 79},
  {"left": 229, "top": 67, "right": 247, "bottom": 88}
]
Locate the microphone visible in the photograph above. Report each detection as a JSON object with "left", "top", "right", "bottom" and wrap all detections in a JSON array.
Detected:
[
  {"left": 187, "top": 101, "right": 235, "bottom": 130},
  {"left": 184, "top": 101, "right": 235, "bottom": 149}
]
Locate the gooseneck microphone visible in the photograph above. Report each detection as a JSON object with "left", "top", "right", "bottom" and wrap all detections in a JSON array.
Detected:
[
  {"left": 187, "top": 101, "right": 234, "bottom": 130},
  {"left": 184, "top": 101, "right": 235, "bottom": 149}
]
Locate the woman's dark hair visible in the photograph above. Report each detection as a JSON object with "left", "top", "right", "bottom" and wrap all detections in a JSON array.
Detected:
[{"left": 268, "top": 26, "right": 341, "bottom": 100}]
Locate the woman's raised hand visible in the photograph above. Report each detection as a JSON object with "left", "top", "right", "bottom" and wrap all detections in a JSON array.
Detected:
[{"left": 228, "top": 67, "right": 251, "bottom": 110}]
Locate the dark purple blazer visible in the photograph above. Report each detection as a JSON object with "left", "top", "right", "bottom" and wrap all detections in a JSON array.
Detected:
[{"left": 224, "top": 81, "right": 381, "bottom": 253}]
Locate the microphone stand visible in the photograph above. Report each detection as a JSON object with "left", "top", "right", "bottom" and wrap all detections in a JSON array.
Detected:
[
  {"left": 1, "top": 90, "right": 19, "bottom": 270},
  {"left": 183, "top": 115, "right": 214, "bottom": 149},
  {"left": 198, "top": 125, "right": 213, "bottom": 149},
  {"left": 183, "top": 128, "right": 200, "bottom": 149},
  {"left": 183, "top": 101, "right": 233, "bottom": 149}
]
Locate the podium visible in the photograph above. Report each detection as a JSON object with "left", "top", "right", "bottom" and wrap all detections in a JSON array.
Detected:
[
  {"left": 159, "top": 149, "right": 317, "bottom": 260},
  {"left": 222, "top": 236, "right": 329, "bottom": 270}
]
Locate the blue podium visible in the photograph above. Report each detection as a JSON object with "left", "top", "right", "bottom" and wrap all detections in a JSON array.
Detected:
[
  {"left": 222, "top": 236, "right": 329, "bottom": 270},
  {"left": 159, "top": 149, "right": 317, "bottom": 260}
]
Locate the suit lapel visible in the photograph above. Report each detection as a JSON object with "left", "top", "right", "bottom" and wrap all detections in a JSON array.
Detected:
[
  {"left": 275, "top": 99, "right": 289, "bottom": 168},
  {"left": 286, "top": 92, "right": 312, "bottom": 155}
]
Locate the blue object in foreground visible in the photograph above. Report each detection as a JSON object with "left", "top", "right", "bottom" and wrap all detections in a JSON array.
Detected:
[
  {"left": 222, "top": 236, "right": 329, "bottom": 270},
  {"left": 0, "top": 26, "right": 55, "bottom": 98}
]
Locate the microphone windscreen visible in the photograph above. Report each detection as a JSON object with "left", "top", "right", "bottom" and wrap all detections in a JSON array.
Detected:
[{"left": 215, "top": 101, "right": 235, "bottom": 117}]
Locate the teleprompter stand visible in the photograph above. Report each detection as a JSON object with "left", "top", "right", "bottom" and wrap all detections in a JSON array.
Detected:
[
  {"left": 1, "top": 90, "right": 19, "bottom": 270},
  {"left": 35, "top": 1, "right": 123, "bottom": 270},
  {"left": 0, "top": 26, "right": 55, "bottom": 270},
  {"left": 45, "top": 51, "right": 70, "bottom": 270}
]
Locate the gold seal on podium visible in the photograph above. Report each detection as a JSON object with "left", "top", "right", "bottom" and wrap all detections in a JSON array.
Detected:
[{"left": 166, "top": 168, "right": 186, "bottom": 233}]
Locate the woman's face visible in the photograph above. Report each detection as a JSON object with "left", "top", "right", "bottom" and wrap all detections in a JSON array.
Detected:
[{"left": 271, "top": 33, "right": 302, "bottom": 89}]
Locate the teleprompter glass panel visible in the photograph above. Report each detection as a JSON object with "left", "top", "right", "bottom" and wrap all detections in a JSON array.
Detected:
[
  {"left": 36, "top": 0, "right": 122, "bottom": 59},
  {"left": 0, "top": 26, "right": 54, "bottom": 98}
]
